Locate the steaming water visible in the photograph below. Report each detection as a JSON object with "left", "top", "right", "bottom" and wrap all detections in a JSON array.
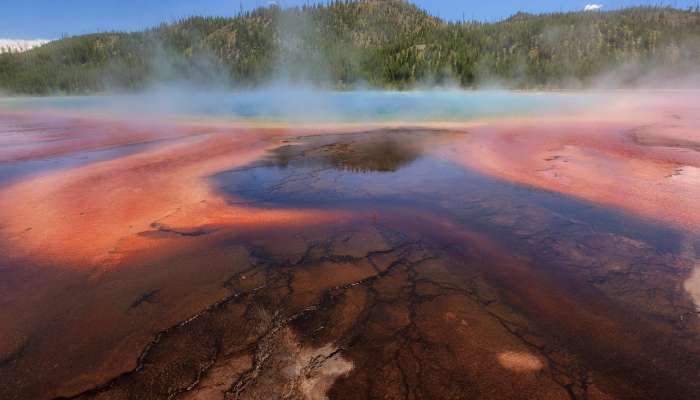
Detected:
[
  {"left": 0, "top": 89, "right": 596, "bottom": 122},
  {"left": 0, "top": 90, "right": 598, "bottom": 188},
  {"left": 2, "top": 89, "right": 700, "bottom": 399}
]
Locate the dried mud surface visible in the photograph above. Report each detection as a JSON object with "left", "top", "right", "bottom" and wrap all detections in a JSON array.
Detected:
[{"left": 1, "top": 97, "right": 699, "bottom": 400}]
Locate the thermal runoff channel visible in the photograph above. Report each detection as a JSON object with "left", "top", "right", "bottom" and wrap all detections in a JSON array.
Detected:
[{"left": 1, "top": 90, "right": 699, "bottom": 400}]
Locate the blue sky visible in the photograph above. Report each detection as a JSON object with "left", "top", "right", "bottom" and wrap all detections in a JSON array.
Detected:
[{"left": 1, "top": 0, "right": 697, "bottom": 39}]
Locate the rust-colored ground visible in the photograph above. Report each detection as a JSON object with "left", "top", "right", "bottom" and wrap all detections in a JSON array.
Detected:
[
  {"left": 1, "top": 93, "right": 699, "bottom": 400},
  {"left": 437, "top": 93, "right": 700, "bottom": 232}
]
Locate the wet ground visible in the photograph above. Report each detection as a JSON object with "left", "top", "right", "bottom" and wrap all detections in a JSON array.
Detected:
[{"left": 1, "top": 92, "right": 699, "bottom": 400}]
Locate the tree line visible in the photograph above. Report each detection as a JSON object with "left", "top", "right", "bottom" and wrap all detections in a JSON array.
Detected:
[{"left": 1, "top": 0, "right": 699, "bottom": 94}]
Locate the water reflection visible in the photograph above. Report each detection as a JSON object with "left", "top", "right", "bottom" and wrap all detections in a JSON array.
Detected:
[
  {"left": 269, "top": 129, "right": 427, "bottom": 173},
  {"left": 213, "top": 128, "right": 684, "bottom": 253}
]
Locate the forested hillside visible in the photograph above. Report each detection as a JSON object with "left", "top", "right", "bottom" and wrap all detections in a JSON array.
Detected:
[{"left": 1, "top": 0, "right": 699, "bottom": 94}]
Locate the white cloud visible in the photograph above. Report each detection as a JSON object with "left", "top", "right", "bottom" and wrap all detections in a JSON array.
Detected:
[{"left": 584, "top": 4, "right": 603, "bottom": 11}]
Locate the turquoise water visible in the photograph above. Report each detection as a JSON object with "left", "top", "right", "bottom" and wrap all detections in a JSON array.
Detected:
[{"left": 0, "top": 89, "right": 597, "bottom": 122}]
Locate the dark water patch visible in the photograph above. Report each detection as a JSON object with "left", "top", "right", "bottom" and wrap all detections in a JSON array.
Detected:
[
  {"left": 128, "top": 290, "right": 161, "bottom": 310},
  {"left": 212, "top": 130, "right": 684, "bottom": 255},
  {"left": 139, "top": 223, "right": 219, "bottom": 238},
  {"left": 267, "top": 128, "right": 439, "bottom": 172}
]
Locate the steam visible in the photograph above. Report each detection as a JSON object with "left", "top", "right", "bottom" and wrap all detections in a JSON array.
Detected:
[
  {"left": 0, "top": 38, "right": 51, "bottom": 54},
  {"left": 10, "top": 89, "right": 601, "bottom": 125},
  {"left": 6, "top": 3, "right": 699, "bottom": 97},
  {"left": 272, "top": 6, "right": 331, "bottom": 86}
]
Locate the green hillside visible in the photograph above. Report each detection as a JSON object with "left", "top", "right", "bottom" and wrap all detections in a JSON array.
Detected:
[{"left": 1, "top": 0, "right": 699, "bottom": 94}]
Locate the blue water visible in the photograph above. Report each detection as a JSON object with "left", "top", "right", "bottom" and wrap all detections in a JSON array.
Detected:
[
  {"left": 212, "top": 133, "right": 683, "bottom": 254},
  {"left": 0, "top": 89, "right": 597, "bottom": 122}
]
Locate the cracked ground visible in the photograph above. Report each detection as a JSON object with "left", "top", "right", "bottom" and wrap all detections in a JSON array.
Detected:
[{"left": 1, "top": 100, "right": 700, "bottom": 400}]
